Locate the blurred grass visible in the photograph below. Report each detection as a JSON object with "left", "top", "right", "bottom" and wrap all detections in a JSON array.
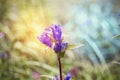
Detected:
[{"left": 1, "top": 0, "right": 56, "bottom": 64}]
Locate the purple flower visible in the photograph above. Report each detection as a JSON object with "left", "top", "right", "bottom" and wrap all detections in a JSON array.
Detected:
[
  {"left": 37, "top": 32, "right": 52, "bottom": 48},
  {"left": 32, "top": 71, "right": 40, "bottom": 80},
  {"left": 0, "top": 32, "right": 4, "bottom": 38},
  {"left": 0, "top": 51, "right": 10, "bottom": 59},
  {"left": 64, "top": 73, "right": 71, "bottom": 80},
  {"left": 0, "top": 53, "right": 5, "bottom": 59},
  {"left": 37, "top": 24, "right": 68, "bottom": 53},
  {"left": 54, "top": 42, "right": 61, "bottom": 53},
  {"left": 51, "top": 24, "right": 62, "bottom": 41},
  {"left": 54, "top": 75, "right": 59, "bottom": 80},
  {"left": 54, "top": 42, "right": 68, "bottom": 53},
  {"left": 54, "top": 73, "right": 71, "bottom": 80},
  {"left": 61, "top": 42, "right": 68, "bottom": 52},
  {"left": 118, "top": 13, "right": 120, "bottom": 16}
]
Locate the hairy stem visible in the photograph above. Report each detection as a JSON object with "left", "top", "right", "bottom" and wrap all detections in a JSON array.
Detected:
[{"left": 58, "top": 57, "right": 63, "bottom": 80}]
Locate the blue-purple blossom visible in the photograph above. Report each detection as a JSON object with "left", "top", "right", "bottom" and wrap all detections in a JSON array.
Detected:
[
  {"left": 64, "top": 73, "right": 71, "bottom": 80},
  {"left": 37, "top": 24, "right": 68, "bottom": 53},
  {"left": 51, "top": 24, "right": 62, "bottom": 41},
  {"left": 118, "top": 13, "right": 120, "bottom": 16},
  {"left": 0, "top": 51, "right": 10, "bottom": 59},
  {"left": 0, "top": 32, "right": 4, "bottom": 38},
  {"left": 54, "top": 42, "right": 68, "bottom": 53},
  {"left": 0, "top": 53, "right": 5, "bottom": 59},
  {"left": 54, "top": 42, "right": 61, "bottom": 53},
  {"left": 54, "top": 73, "right": 71, "bottom": 80},
  {"left": 54, "top": 75, "right": 59, "bottom": 80},
  {"left": 32, "top": 71, "right": 40, "bottom": 80},
  {"left": 61, "top": 42, "right": 68, "bottom": 52},
  {"left": 37, "top": 32, "right": 52, "bottom": 48}
]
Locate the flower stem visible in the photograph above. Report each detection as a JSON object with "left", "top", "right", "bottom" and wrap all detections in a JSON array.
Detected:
[{"left": 58, "top": 57, "right": 63, "bottom": 80}]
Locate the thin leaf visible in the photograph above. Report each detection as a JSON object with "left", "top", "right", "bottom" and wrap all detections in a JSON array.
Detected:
[
  {"left": 113, "top": 34, "right": 120, "bottom": 38},
  {"left": 40, "top": 75, "right": 54, "bottom": 79},
  {"left": 66, "top": 43, "right": 84, "bottom": 50},
  {"left": 112, "top": 61, "right": 120, "bottom": 64}
]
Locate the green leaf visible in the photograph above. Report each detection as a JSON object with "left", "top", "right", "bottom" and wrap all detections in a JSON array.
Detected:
[
  {"left": 40, "top": 75, "right": 54, "bottom": 79},
  {"left": 66, "top": 43, "right": 84, "bottom": 50},
  {"left": 113, "top": 34, "right": 120, "bottom": 38},
  {"left": 112, "top": 61, "right": 120, "bottom": 64},
  {"left": 57, "top": 43, "right": 84, "bottom": 58}
]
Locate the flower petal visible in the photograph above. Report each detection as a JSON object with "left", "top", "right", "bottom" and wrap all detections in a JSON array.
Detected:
[
  {"left": 53, "top": 42, "right": 61, "bottom": 53},
  {"left": 54, "top": 42, "right": 68, "bottom": 53},
  {"left": 37, "top": 32, "right": 52, "bottom": 47},
  {"left": 64, "top": 73, "right": 71, "bottom": 80},
  {"left": 61, "top": 42, "right": 68, "bottom": 52},
  {"left": 54, "top": 75, "right": 59, "bottom": 80},
  {"left": 51, "top": 24, "right": 62, "bottom": 41}
]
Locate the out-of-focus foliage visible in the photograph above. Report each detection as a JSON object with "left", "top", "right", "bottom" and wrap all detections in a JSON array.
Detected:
[
  {"left": 0, "top": 0, "right": 120, "bottom": 80},
  {"left": 1, "top": 0, "right": 56, "bottom": 64},
  {"left": 63, "top": 0, "right": 120, "bottom": 64}
]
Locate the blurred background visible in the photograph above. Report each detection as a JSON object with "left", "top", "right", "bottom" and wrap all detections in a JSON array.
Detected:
[{"left": 0, "top": 0, "right": 120, "bottom": 80}]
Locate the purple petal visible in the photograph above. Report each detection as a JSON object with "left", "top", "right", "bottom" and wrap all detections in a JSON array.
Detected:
[
  {"left": 61, "top": 42, "right": 68, "bottom": 52},
  {"left": 37, "top": 32, "right": 52, "bottom": 47},
  {"left": 45, "top": 27, "right": 52, "bottom": 34},
  {"left": 118, "top": 13, "right": 120, "bottom": 16},
  {"left": 0, "top": 53, "right": 5, "bottom": 59},
  {"left": 54, "top": 75, "right": 59, "bottom": 80},
  {"left": 54, "top": 42, "right": 68, "bottom": 53},
  {"left": 64, "top": 73, "right": 71, "bottom": 80},
  {"left": 54, "top": 42, "right": 61, "bottom": 53},
  {"left": 51, "top": 24, "right": 62, "bottom": 41},
  {"left": 0, "top": 32, "right": 4, "bottom": 38},
  {"left": 32, "top": 71, "right": 40, "bottom": 80}
]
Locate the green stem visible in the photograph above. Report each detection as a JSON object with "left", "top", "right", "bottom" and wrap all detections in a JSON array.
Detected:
[{"left": 58, "top": 57, "right": 63, "bottom": 80}]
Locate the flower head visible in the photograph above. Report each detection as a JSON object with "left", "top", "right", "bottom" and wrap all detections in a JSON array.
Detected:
[
  {"left": 0, "top": 32, "right": 4, "bottom": 38},
  {"left": 0, "top": 53, "right": 5, "bottom": 59},
  {"left": 32, "top": 71, "right": 40, "bottom": 80},
  {"left": 37, "top": 24, "right": 68, "bottom": 54},
  {"left": 0, "top": 51, "right": 10, "bottom": 59},
  {"left": 64, "top": 73, "right": 71, "bottom": 80},
  {"left": 54, "top": 75, "right": 59, "bottom": 80},
  {"left": 54, "top": 42, "right": 68, "bottom": 53},
  {"left": 54, "top": 72, "right": 71, "bottom": 80}
]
